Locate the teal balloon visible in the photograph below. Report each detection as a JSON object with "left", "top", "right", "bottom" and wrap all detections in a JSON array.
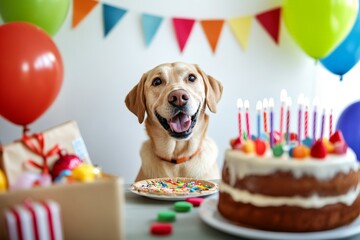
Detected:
[
  {"left": 321, "top": 0, "right": 360, "bottom": 80},
  {"left": 0, "top": 0, "right": 70, "bottom": 36}
]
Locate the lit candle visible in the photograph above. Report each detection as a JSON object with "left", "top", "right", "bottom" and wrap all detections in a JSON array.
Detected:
[
  {"left": 320, "top": 106, "right": 326, "bottom": 140},
  {"left": 263, "top": 98, "right": 268, "bottom": 134},
  {"left": 312, "top": 97, "right": 319, "bottom": 143},
  {"left": 269, "top": 98, "right": 275, "bottom": 148},
  {"left": 279, "top": 89, "right": 287, "bottom": 143},
  {"left": 304, "top": 98, "right": 309, "bottom": 138},
  {"left": 329, "top": 108, "right": 333, "bottom": 138},
  {"left": 286, "top": 97, "right": 292, "bottom": 144},
  {"left": 256, "top": 101, "right": 262, "bottom": 139},
  {"left": 237, "top": 98, "right": 243, "bottom": 144},
  {"left": 297, "top": 93, "right": 304, "bottom": 143},
  {"left": 244, "top": 100, "right": 250, "bottom": 140}
]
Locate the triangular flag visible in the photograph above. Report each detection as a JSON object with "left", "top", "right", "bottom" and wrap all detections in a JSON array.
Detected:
[
  {"left": 141, "top": 13, "right": 164, "bottom": 46},
  {"left": 228, "top": 16, "right": 253, "bottom": 50},
  {"left": 72, "top": 0, "right": 99, "bottom": 28},
  {"left": 172, "top": 18, "right": 196, "bottom": 52},
  {"left": 200, "top": 19, "right": 225, "bottom": 53},
  {"left": 256, "top": 8, "right": 281, "bottom": 44},
  {"left": 103, "top": 4, "right": 127, "bottom": 37}
]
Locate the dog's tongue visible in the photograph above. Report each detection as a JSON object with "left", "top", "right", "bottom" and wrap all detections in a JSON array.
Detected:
[{"left": 169, "top": 113, "right": 191, "bottom": 133}]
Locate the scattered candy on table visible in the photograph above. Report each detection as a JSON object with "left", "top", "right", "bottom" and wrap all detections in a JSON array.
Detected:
[
  {"left": 157, "top": 211, "right": 176, "bottom": 222},
  {"left": 174, "top": 201, "right": 192, "bottom": 212},
  {"left": 150, "top": 223, "right": 173, "bottom": 236},
  {"left": 186, "top": 197, "right": 205, "bottom": 207}
]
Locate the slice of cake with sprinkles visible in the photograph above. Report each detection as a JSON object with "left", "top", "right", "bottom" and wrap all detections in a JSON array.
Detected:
[{"left": 218, "top": 95, "right": 360, "bottom": 232}]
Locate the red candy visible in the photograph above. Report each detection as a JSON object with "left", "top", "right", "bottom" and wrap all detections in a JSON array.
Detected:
[
  {"left": 51, "top": 153, "right": 83, "bottom": 179},
  {"left": 289, "top": 132, "right": 298, "bottom": 142},
  {"left": 334, "top": 142, "right": 348, "bottom": 154},
  {"left": 230, "top": 137, "right": 242, "bottom": 149},
  {"left": 329, "top": 131, "right": 344, "bottom": 144},
  {"left": 186, "top": 197, "right": 204, "bottom": 207},
  {"left": 150, "top": 223, "right": 172, "bottom": 236},
  {"left": 310, "top": 140, "right": 327, "bottom": 159},
  {"left": 255, "top": 139, "right": 266, "bottom": 156}
]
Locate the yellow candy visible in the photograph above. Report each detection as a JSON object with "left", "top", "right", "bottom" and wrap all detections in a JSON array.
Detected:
[
  {"left": 293, "top": 145, "right": 309, "bottom": 159},
  {"left": 72, "top": 164, "right": 101, "bottom": 182},
  {"left": 0, "top": 169, "right": 7, "bottom": 192},
  {"left": 323, "top": 138, "right": 335, "bottom": 153},
  {"left": 242, "top": 140, "right": 255, "bottom": 153}
]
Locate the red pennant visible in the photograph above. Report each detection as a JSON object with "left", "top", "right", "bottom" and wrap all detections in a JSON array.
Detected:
[
  {"left": 172, "top": 18, "right": 196, "bottom": 52},
  {"left": 256, "top": 8, "right": 281, "bottom": 44}
]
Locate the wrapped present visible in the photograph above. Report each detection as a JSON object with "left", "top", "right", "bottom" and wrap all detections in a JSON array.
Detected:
[
  {"left": 0, "top": 175, "right": 124, "bottom": 240},
  {"left": 4, "top": 199, "right": 63, "bottom": 240},
  {"left": 0, "top": 121, "right": 91, "bottom": 186}
]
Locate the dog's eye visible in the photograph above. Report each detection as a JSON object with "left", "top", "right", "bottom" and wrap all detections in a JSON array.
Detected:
[
  {"left": 152, "top": 77, "right": 162, "bottom": 86},
  {"left": 188, "top": 74, "right": 196, "bottom": 82}
]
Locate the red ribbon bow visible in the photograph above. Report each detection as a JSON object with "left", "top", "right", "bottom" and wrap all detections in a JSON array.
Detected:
[{"left": 22, "top": 133, "right": 61, "bottom": 174}]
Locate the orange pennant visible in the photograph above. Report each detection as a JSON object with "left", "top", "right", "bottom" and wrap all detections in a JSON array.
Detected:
[
  {"left": 72, "top": 0, "right": 99, "bottom": 28},
  {"left": 200, "top": 19, "right": 225, "bottom": 53}
]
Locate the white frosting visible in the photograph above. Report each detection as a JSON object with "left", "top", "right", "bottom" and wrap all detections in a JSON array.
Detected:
[
  {"left": 225, "top": 149, "right": 359, "bottom": 185},
  {"left": 220, "top": 181, "right": 360, "bottom": 208}
]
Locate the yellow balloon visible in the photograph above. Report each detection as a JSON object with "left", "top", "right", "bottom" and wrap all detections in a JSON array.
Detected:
[{"left": 283, "top": 0, "right": 359, "bottom": 59}]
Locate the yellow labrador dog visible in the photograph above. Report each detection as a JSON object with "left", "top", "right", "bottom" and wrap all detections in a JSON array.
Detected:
[{"left": 125, "top": 62, "right": 222, "bottom": 181}]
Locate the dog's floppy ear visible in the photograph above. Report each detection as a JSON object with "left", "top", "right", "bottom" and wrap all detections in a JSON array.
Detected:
[
  {"left": 195, "top": 65, "right": 223, "bottom": 113},
  {"left": 125, "top": 73, "right": 147, "bottom": 124}
]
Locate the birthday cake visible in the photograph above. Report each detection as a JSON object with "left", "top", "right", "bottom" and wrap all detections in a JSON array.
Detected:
[{"left": 218, "top": 96, "right": 360, "bottom": 232}]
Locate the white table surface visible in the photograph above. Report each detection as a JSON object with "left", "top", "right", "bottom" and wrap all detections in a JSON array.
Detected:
[{"left": 124, "top": 184, "right": 360, "bottom": 240}]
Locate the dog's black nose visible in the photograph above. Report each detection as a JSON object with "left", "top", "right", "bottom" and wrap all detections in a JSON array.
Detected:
[{"left": 168, "top": 89, "right": 189, "bottom": 107}]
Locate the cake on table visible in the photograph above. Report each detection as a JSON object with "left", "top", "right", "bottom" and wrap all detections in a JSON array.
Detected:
[{"left": 218, "top": 96, "right": 360, "bottom": 232}]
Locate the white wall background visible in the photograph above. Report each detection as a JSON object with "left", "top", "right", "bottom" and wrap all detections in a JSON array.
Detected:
[{"left": 1, "top": 0, "right": 360, "bottom": 183}]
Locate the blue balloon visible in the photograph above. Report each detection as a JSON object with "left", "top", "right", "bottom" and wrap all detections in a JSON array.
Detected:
[
  {"left": 321, "top": 1, "right": 360, "bottom": 81},
  {"left": 336, "top": 101, "right": 360, "bottom": 160}
]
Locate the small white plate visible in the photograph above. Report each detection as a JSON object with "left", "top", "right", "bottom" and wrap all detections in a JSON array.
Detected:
[
  {"left": 129, "top": 177, "right": 218, "bottom": 201},
  {"left": 199, "top": 197, "right": 360, "bottom": 240}
]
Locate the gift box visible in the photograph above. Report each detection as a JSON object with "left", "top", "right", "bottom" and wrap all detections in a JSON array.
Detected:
[
  {"left": 5, "top": 199, "right": 63, "bottom": 240},
  {"left": 0, "top": 121, "right": 91, "bottom": 186},
  {"left": 0, "top": 175, "right": 124, "bottom": 240}
]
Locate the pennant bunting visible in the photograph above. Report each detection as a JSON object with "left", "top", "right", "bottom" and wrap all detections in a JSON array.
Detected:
[
  {"left": 103, "top": 4, "right": 127, "bottom": 37},
  {"left": 229, "top": 16, "right": 253, "bottom": 50},
  {"left": 72, "top": 0, "right": 99, "bottom": 28},
  {"left": 200, "top": 19, "right": 225, "bottom": 53},
  {"left": 172, "top": 18, "right": 196, "bottom": 52},
  {"left": 256, "top": 8, "right": 281, "bottom": 44},
  {"left": 141, "top": 13, "right": 164, "bottom": 46}
]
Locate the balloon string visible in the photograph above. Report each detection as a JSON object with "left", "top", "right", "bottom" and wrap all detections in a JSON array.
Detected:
[{"left": 22, "top": 125, "right": 30, "bottom": 135}]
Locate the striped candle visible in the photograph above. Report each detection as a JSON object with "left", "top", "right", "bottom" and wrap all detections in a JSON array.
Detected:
[
  {"left": 269, "top": 98, "right": 274, "bottom": 148},
  {"left": 263, "top": 98, "right": 268, "bottom": 134},
  {"left": 279, "top": 89, "right": 287, "bottom": 143},
  {"left": 286, "top": 97, "right": 292, "bottom": 144},
  {"left": 304, "top": 98, "right": 309, "bottom": 138},
  {"left": 256, "top": 101, "right": 262, "bottom": 139},
  {"left": 237, "top": 98, "right": 243, "bottom": 144},
  {"left": 329, "top": 108, "right": 333, "bottom": 138},
  {"left": 320, "top": 107, "right": 326, "bottom": 140},
  {"left": 312, "top": 97, "right": 319, "bottom": 143},
  {"left": 297, "top": 94, "right": 304, "bottom": 143},
  {"left": 244, "top": 100, "right": 250, "bottom": 139}
]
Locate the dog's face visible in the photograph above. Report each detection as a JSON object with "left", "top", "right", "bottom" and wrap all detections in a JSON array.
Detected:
[{"left": 125, "top": 62, "right": 222, "bottom": 140}]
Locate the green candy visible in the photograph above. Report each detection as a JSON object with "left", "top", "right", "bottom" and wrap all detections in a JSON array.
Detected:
[
  {"left": 174, "top": 201, "right": 192, "bottom": 212},
  {"left": 272, "top": 144, "right": 284, "bottom": 157},
  {"left": 157, "top": 211, "right": 176, "bottom": 222}
]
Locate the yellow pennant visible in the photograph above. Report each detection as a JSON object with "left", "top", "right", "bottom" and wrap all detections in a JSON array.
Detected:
[{"left": 228, "top": 16, "right": 253, "bottom": 50}]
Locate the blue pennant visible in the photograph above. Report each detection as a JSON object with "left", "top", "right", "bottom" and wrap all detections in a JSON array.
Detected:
[
  {"left": 141, "top": 13, "right": 163, "bottom": 46},
  {"left": 103, "top": 4, "right": 127, "bottom": 37}
]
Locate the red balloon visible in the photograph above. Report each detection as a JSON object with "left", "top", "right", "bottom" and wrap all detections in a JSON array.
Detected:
[{"left": 0, "top": 22, "right": 63, "bottom": 126}]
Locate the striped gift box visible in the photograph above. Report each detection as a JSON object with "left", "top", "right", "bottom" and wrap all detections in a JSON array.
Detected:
[{"left": 4, "top": 200, "right": 63, "bottom": 240}]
